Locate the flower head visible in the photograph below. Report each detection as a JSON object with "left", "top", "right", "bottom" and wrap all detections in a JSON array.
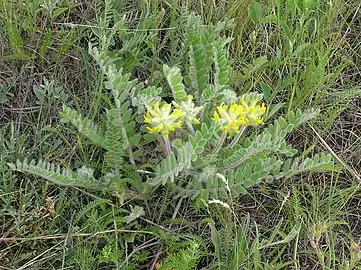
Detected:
[
  {"left": 240, "top": 95, "right": 266, "bottom": 126},
  {"left": 144, "top": 102, "right": 184, "bottom": 137},
  {"left": 172, "top": 95, "right": 203, "bottom": 124},
  {"left": 212, "top": 103, "right": 249, "bottom": 133}
]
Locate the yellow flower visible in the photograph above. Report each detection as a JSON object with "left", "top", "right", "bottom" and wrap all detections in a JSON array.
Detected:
[
  {"left": 172, "top": 95, "right": 203, "bottom": 124},
  {"left": 212, "top": 103, "right": 249, "bottom": 133},
  {"left": 144, "top": 102, "right": 184, "bottom": 137},
  {"left": 240, "top": 95, "right": 266, "bottom": 126}
]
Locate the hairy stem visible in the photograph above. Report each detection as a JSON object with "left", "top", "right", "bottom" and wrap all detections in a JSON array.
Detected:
[
  {"left": 164, "top": 136, "right": 172, "bottom": 156},
  {"left": 213, "top": 131, "right": 227, "bottom": 154},
  {"left": 186, "top": 121, "right": 196, "bottom": 136},
  {"left": 228, "top": 125, "right": 247, "bottom": 149},
  {"left": 156, "top": 135, "right": 167, "bottom": 155}
]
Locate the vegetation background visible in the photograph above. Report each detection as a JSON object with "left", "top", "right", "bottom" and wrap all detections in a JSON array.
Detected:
[{"left": 0, "top": 0, "right": 360, "bottom": 269}]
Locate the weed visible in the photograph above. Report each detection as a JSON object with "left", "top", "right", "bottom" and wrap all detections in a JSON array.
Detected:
[{"left": 0, "top": 0, "right": 360, "bottom": 269}]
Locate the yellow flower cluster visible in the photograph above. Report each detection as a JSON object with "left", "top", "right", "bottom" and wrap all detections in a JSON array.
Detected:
[
  {"left": 144, "top": 95, "right": 202, "bottom": 137},
  {"left": 212, "top": 95, "right": 266, "bottom": 134},
  {"left": 144, "top": 93, "right": 266, "bottom": 137},
  {"left": 144, "top": 102, "right": 184, "bottom": 137},
  {"left": 240, "top": 95, "right": 267, "bottom": 126},
  {"left": 172, "top": 95, "right": 203, "bottom": 125},
  {"left": 212, "top": 103, "right": 248, "bottom": 133}
]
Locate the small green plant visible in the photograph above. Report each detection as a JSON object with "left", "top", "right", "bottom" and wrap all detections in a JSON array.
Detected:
[
  {"left": 8, "top": 17, "right": 335, "bottom": 205},
  {"left": 208, "top": 215, "right": 297, "bottom": 269},
  {"left": 0, "top": 0, "right": 78, "bottom": 61},
  {"left": 0, "top": 81, "right": 13, "bottom": 104},
  {"left": 33, "top": 77, "right": 70, "bottom": 105},
  {"left": 2, "top": 1, "right": 360, "bottom": 269},
  {"left": 159, "top": 240, "right": 202, "bottom": 270}
]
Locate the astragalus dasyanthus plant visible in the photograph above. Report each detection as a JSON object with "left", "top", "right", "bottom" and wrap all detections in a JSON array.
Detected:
[{"left": 9, "top": 19, "right": 335, "bottom": 203}]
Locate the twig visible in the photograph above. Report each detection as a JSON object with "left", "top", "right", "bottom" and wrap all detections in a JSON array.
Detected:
[
  {"left": 140, "top": 217, "right": 172, "bottom": 233},
  {"left": 168, "top": 197, "right": 184, "bottom": 230},
  {"left": 17, "top": 242, "right": 63, "bottom": 270},
  {"left": 52, "top": 22, "right": 178, "bottom": 31},
  {"left": 150, "top": 245, "right": 163, "bottom": 270},
  {"left": 0, "top": 229, "right": 156, "bottom": 243},
  {"left": 119, "top": 239, "right": 160, "bottom": 269},
  {"left": 309, "top": 123, "right": 361, "bottom": 182}
]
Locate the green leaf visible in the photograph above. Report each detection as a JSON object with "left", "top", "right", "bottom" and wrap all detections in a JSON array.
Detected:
[
  {"left": 154, "top": 143, "right": 194, "bottom": 185},
  {"left": 265, "top": 102, "right": 285, "bottom": 121},
  {"left": 187, "top": 41, "right": 210, "bottom": 95},
  {"left": 294, "top": 43, "right": 311, "bottom": 55},
  {"left": 208, "top": 222, "right": 222, "bottom": 263},
  {"left": 123, "top": 206, "right": 144, "bottom": 224},
  {"left": 213, "top": 37, "right": 231, "bottom": 89},
  {"left": 280, "top": 21, "right": 292, "bottom": 39},
  {"left": 60, "top": 105, "right": 105, "bottom": 147},
  {"left": 248, "top": 2, "right": 262, "bottom": 23},
  {"left": 260, "top": 83, "right": 271, "bottom": 102},
  {"left": 261, "top": 14, "right": 278, "bottom": 24},
  {"left": 228, "top": 216, "right": 250, "bottom": 269},
  {"left": 33, "top": 85, "right": 46, "bottom": 104},
  {"left": 8, "top": 159, "right": 96, "bottom": 187},
  {"left": 163, "top": 64, "right": 188, "bottom": 102},
  {"left": 242, "top": 56, "right": 268, "bottom": 80},
  {"left": 52, "top": 7, "right": 68, "bottom": 20}
]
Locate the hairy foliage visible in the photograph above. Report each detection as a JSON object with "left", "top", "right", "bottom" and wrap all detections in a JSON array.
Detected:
[
  {"left": 2, "top": 1, "right": 360, "bottom": 270},
  {"left": 8, "top": 159, "right": 96, "bottom": 188},
  {"left": 154, "top": 143, "right": 194, "bottom": 185},
  {"left": 60, "top": 105, "right": 105, "bottom": 147},
  {"left": 172, "top": 108, "right": 334, "bottom": 201},
  {"left": 164, "top": 64, "right": 188, "bottom": 102},
  {"left": 8, "top": 15, "right": 335, "bottom": 205}
]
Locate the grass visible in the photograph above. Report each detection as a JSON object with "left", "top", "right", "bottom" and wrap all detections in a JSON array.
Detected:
[{"left": 0, "top": 0, "right": 361, "bottom": 269}]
